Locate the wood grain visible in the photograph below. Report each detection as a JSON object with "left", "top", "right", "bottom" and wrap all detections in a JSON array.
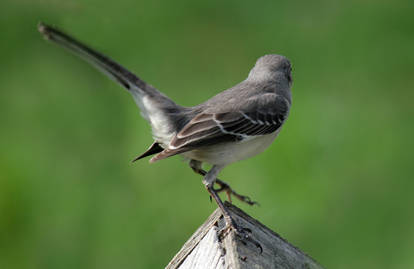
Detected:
[{"left": 166, "top": 202, "right": 324, "bottom": 269}]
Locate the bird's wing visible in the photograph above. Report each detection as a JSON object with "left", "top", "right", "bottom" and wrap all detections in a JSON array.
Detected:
[{"left": 150, "top": 93, "right": 290, "bottom": 162}]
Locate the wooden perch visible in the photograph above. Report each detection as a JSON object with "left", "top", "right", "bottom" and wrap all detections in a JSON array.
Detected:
[{"left": 166, "top": 202, "right": 324, "bottom": 269}]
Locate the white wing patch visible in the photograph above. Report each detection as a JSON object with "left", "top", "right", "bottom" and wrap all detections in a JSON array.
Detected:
[{"left": 213, "top": 114, "right": 250, "bottom": 139}]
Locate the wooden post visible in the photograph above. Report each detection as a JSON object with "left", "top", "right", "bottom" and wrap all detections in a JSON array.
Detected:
[{"left": 166, "top": 202, "right": 324, "bottom": 269}]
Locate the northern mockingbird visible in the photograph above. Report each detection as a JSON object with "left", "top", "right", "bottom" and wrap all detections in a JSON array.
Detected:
[{"left": 38, "top": 23, "right": 292, "bottom": 233}]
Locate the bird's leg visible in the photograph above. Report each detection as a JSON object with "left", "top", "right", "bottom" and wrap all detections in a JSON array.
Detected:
[
  {"left": 202, "top": 165, "right": 237, "bottom": 230},
  {"left": 189, "top": 160, "right": 258, "bottom": 206},
  {"left": 201, "top": 164, "right": 264, "bottom": 252}
]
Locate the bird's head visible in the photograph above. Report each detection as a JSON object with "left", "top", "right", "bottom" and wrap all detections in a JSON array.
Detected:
[{"left": 248, "top": 54, "right": 292, "bottom": 86}]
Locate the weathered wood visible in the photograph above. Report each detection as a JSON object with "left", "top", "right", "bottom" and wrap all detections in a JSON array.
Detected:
[
  {"left": 166, "top": 202, "right": 324, "bottom": 269},
  {"left": 166, "top": 208, "right": 223, "bottom": 269}
]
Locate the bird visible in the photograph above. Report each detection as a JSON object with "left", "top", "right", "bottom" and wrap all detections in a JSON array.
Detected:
[{"left": 38, "top": 22, "right": 292, "bottom": 233}]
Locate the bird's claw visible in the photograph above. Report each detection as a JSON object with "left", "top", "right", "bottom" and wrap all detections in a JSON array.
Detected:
[
  {"left": 218, "top": 219, "right": 263, "bottom": 254},
  {"left": 214, "top": 179, "right": 259, "bottom": 206}
]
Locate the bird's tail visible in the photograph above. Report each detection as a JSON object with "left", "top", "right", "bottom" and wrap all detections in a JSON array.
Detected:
[{"left": 38, "top": 22, "right": 185, "bottom": 145}]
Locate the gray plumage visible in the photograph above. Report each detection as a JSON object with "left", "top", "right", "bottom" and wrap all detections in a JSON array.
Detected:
[
  {"left": 153, "top": 55, "right": 292, "bottom": 163},
  {"left": 38, "top": 22, "right": 293, "bottom": 229}
]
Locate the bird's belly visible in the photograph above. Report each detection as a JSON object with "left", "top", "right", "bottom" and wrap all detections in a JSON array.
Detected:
[{"left": 183, "top": 131, "right": 280, "bottom": 165}]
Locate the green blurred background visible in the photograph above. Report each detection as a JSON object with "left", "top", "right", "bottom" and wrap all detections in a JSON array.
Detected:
[{"left": 1, "top": 0, "right": 413, "bottom": 268}]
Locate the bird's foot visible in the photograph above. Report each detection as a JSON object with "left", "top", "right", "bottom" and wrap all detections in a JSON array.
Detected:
[
  {"left": 218, "top": 215, "right": 263, "bottom": 254},
  {"left": 215, "top": 179, "right": 259, "bottom": 206},
  {"left": 189, "top": 160, "right": 259, "bottom": 206}
]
